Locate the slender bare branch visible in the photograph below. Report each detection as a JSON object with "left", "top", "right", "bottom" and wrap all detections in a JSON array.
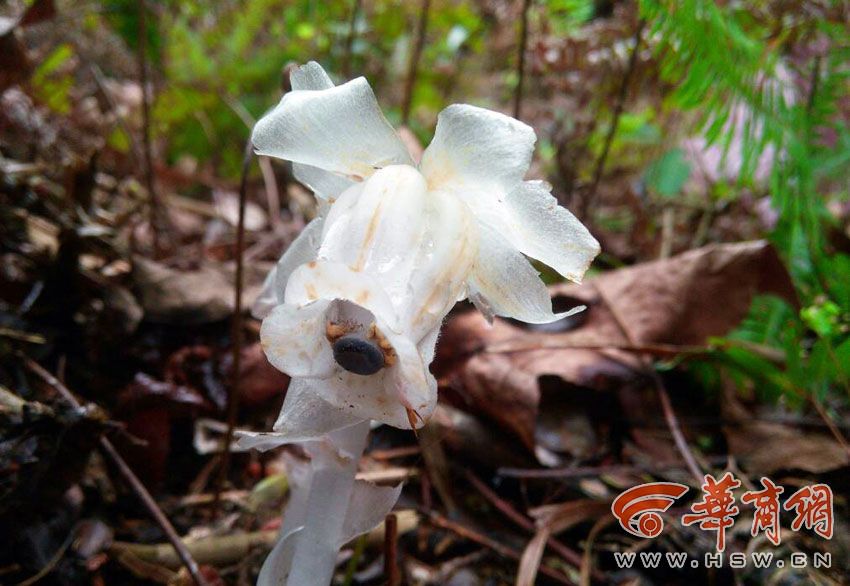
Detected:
[
  {"left": 136, "top": 0, "right": 164, "bottom": 255},
  {"left": 384, "top": 513, "right": 401, "bottom": 586},
  {"left": 22, "top": 357, "right": 208, "bottom": 586},
  {"left": 422, "top": 510, "right": 576, "bottom": 585},
  {"left": 342, "top": 0, "right": 362, "bottom": 78},
  {"left": 401, "top": 0, "right": 430, "bottom": 125},
  {"left": 213, "top": 138, "right": 254, "bottom": 514},
  {"left": 464, "top": 471, "right": 602, "bottom": 580},
  {"left": 513, "top": 0, "right": 532, "bottom": 119},
  {"left": 579, "top": 18, "right": 646, "bottom": 221}
]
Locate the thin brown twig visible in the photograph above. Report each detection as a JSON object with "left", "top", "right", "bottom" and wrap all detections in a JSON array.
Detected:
[
  {"left": 652, "top": 369, "right": 704, "bottom": 483},
  {"left": 136, "top": 0, "right": 163, "bottom": 255},
  {"left": 579, "top": 18, "right": 646, "bottom": 221},
  {"left": 213, "top": 138, "right": 253, "bottom": 515},
  {"left": 342, "top": 0, "right": 362, "bottom": 78},
  {"left": 593, "top": 284, "right": 704, "bottom": 484},
  {"left": 421, "top": 510, "right": 576, "bottom": 585},
  {"left": 401, "top": 0, "right": 430, "bottom": 125},
  {"left": 384, "top": 513, "right": 401, "bottom": 586},
  {"left": 498, "top": 456, "right": 730, "bottom": 480},
  {"left": 464, "top": 471, "right": 604, "bottom": 581},
  {"left": 809, "top": 397, "right": 850, "bottom": 459},
  {"left": 513, "top": 0, "right": 532, "bottom": 119},
  {"left": 21, "top": 358, "right": 208, "bottom": 586},
  {"left": 15, "top": 523, "right": 79, "bottom": 586},
  {"left": 482, "top": 340, "right": 709, "bottom": 358},
  {"left": 88, "top": 64, "right": 144, "bottom": 166},
  {"left": 579, "top": 516, "right": 614, "bottom": 586}
]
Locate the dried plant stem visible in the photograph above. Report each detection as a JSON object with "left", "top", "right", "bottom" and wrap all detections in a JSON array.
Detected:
[
  {"left": 213, "top": 138, "right": 253, "bottom": 515},
  {"left": 809, "top": 397, "right": 850, "bottom": 459},
  {"left": 464, "top": 471, "right": 603, "bottom": 580},
  {"left": 22, "top": 358, "right": 208, "bottom": 586},
  {"left": 652, "top": 369, "right": 704, "bottom": 483},
  {"left": 401, "top": 0, "right": 430, "bottom": 125},
  {"left": 258, "top": 157, "right": 282, "bottom": 232},
  {"left": 580, "top": 18, "right": 645, "bottom": 221},
  {"left": 498, "top": 456, "right": 730, "bottom": 479},
  {"left": 342, "top": 0, "right": 362, "bottom": 78},
  {"left": 384, "top": 513, "right": 401, "bottom": 586},
  {"left": 16, "top": 523, "right": 79, "bottom": 586},
  {"left": 513, "top": 0, "right": 532, "bottom": 119},
  {"left": 579, "top": 516, "right": 614, "bottom": 586},
  {"left": 89, "top": 64, "right": 143, "bottom": 166},
  {"left": 422, "top": 510, "right": 576, "bottom": 586},
  {"left": 136, "top": 0, "right": 163, "bottom": 255}
]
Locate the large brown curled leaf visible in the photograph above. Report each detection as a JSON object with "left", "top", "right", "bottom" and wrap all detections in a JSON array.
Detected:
[
  {"left": 435, "top": 241, "right": 796, "bottom": 452},
  {"left": 724, "top": 420, "right": 849, "bottom": 475}
]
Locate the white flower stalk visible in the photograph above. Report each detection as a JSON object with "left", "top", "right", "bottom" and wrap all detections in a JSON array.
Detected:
[
  {"left": 253, "top": 421, "right": 401, "bottom": 586},
  {"left": 242, "top": 61, "right": 600, "bottom": 586}
]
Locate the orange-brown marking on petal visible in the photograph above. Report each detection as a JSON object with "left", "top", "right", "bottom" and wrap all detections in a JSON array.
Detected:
[
  {"left": 353, "top": 199, "right": 384, "bottom": 271},
  {"left": 406, "top": 407, "right": 420, "bottom": 437},
  {"left": 325, "top": 321, "right": 352, "bottom": 342},
  {"left": 413, "top": 226, "right": 473, "bottom": 325},
  {"left": 305, "top": 283, "right": 318, "bottom": 300},
  {"left": 368, "top": 323, "right": 397, "bottom": 366}
]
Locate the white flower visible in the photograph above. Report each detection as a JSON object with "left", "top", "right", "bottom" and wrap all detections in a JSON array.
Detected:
[
  {"left": 255, "top": 62, "right": 600, "bottom": 321},
  {"left": 250, "top": 62, "right": 599, "bottom": 431},
  {"left": 255, "top": 164, "right": 474, "bottom": 429}
]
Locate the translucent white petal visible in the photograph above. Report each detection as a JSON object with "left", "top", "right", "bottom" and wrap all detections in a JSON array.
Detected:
[
  {"left": 257, "top": 526, "right": 303, "bottom": 586},
  {"left": 252, "top": 78, "right": 412, "bottom": 180},
  {"left": 316, "top": 348, "right": 436, "bottom": 430},
  {"left": 319, "top": 165, "right": 427, "bottom": 300},
  {"left": 383, "top": 328, "right": 437, "bottom": 425},
  {"left": 338, "top": 480, "right": 402, "bottom": 546},
  {"left": 417, "top": 323, "right": 441, "bottom": 366},
  {"left": 401, "top": 188, "right": 476, "bottom": 339},
  {"left": 468, "top": 222, "right": 577, "bottom": 324},
  {"left": 292, "top": 163, "right": 356, "bottom": 201},
  {"left": 258, "top": 452, "right": 314, "bottom": 586},
  {"left": 233, "top": 431, "right": 289, "bottom": 452},
  {"left": 504, "top": 181, "right": 600, "bottom": 282},
  {"left": 420, "top": 104, "right": 535, "bottom": 194},
  {"left": 260, "top": 300, "right": 336, "bottom": 377},
  {"left": 252, "top": 216, "right": 326, "bottom": 319},
  {"left": 284, "top": 260, "right": 399, "bottom": 331},
  {"left": 271, "top": 378, "right": 363, "bottom": 441},
  {"left": 290, "top": 61, "right": 334, "bottom": 91},
  {"left": 252, "top": 268, "right": 280, "bottom": 320}
]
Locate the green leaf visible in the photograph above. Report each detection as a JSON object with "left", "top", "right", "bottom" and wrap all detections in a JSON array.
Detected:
[
  {"left": 801, "top": 300, "right": 840, "bottom": 338},
  {"left": 645, "top": 148, "right": 692, "bottom": 197}
]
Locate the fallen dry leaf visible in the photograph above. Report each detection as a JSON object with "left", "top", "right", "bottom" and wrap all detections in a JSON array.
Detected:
[
  {"left": 724, "top": 420, "right": 849, "bottom": 475},
  {"left": 436, "top": 241, "right": 796, "bottom": 453},
  {"left": 529, "top": 499, "right": 612, "bottom": 535},
  {"left": 515, "top": 526, "right": 551, "bottom": 586}
]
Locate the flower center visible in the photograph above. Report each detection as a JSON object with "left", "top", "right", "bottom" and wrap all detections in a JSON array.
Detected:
[{"left": 332, "top": 334, "right": 385, "bottom": 375}]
